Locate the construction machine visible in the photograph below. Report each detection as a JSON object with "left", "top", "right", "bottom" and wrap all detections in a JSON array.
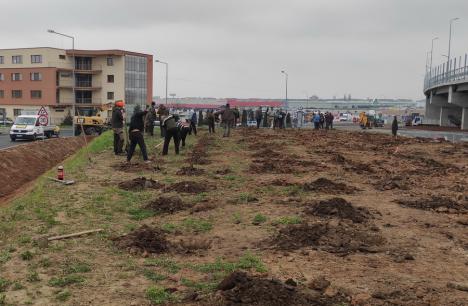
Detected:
[{"left": 74, "top": 103, "right": 112, "bottom": 136}]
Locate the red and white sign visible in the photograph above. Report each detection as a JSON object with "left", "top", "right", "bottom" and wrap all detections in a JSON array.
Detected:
[{"left": 37, "top": 106, "right": 49, "bottom": 126}]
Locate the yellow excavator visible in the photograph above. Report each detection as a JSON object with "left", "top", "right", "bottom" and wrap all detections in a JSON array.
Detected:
[{"left": 74, "top": 103, "right": 112, "bottom": 136}]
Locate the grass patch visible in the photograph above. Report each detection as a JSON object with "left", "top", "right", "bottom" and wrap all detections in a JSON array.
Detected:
[
  {"left": 161, "top": 223, "right": 178, "bottom": 233},
  {"left": 55, "top": 290, "right": 72, "bottom": 302},
  {"left": 252, "top": 214, "right": 267, "bottom": 224},
  {"left": 144, "top": 258, "right": 181, "bottom": 274},
  {"left": 143, "top": 269, "right": 166, "bottom": 282},
  {"left": 26, "top": 270, "right": 40, "bottom": 283},
  {"left": 238, "top": 192, "right": 258, "bottom": 203},
  {"left": 146, "top": 286, "right": 173, "bottom": 305},
  {"left": 0, "top": 278, "right": 10, "bottom": 293},
  {"left": 0, "top": 251, "right": 11, "bottom": 265},
  {"left": 63, "top": 259, "right": 92, "bottom": 274},
  {"left": 191, "top": 253, "right": 267, "bottom": 274},
  {"left": 273, "top": 216, "right": 302, "bottom": 225},
  {"left": 20, "top": 251, "right": 33, "bottom": 261},
  {"left": 180, "top": 278, "right": 217, "bottom": 293},
  {"left": 182, "top": 218, "right": 213, "bottom": 233},
  {"left": 48, "top": 275, "right": 85, "bottom": 287},
  {"left": 127, "top": 208, "right": 155, "bottom": 221}
]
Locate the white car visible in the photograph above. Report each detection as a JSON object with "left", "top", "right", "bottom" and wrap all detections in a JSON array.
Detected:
[{"left": 10, "top": 115, "right": 59, "bottom": 141}]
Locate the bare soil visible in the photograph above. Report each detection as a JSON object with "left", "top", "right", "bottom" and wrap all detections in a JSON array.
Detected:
[
  {"left": 395, "top": 196, "right": 467, "bottom": 213},
  {"left": 117, "top": 177, "right": 164, "bottom": 191},
  {"left": 113, "top": 225, "right": 169, "bottom": 254},
  {"left": 144, "top": 196, "right": 190, "bottom": 214},
  {"left": 0, "top": 137, "right": 91, "bottom": 200},
  {"left": 112, "top": 162, "right": 163, "bottom": 172},
  {"left": 304, "top": 197, "right": 371, "bottom": 223},
  {"left": 303, "top": 177, "right": 357, "bottom": 194},
  {"left": 177, "top": 166, "right": 206, "bottom": 176},
  {"left": 164, "top": 181, "right": 211, "bottom": 194}
]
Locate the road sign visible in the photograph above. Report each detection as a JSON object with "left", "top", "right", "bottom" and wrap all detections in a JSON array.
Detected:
[{"left": 37, "top": 106, "right": 49, "bottom": 126}]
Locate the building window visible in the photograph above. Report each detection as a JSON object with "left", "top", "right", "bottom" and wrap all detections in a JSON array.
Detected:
[
  {"left": 12, "top": 90, "right": 22, "bottom": 98},
  {"left": 60, "top": 72, "right": 71, "bottom": 78},
  {"left": 11, "top": 73, "right": 22, "bottom": 81},
  {"left": 59, "top": 54, "right": 66, "bottom": 60},
  {"left": 107, "top": 92, "right": 114, "bottom": 100},
  {"left": 107, "top": 75, "right": 114, "bottom": 83},
  {"left": 0, "top": 56, "right": 3, "bottom": 64},
  {"left": 12, "top": 55, "right": 22, "bottom": 64},
  {"left": 107, "top": 57, "right": 113, "bottom": 66},
  {"left": 13, "top": 109, "right": 22, "bottom": 116},
  {"left": 0, "top": 90, "right": 4, "bottom": 98},
  {"left": 0, "top": 73, "right": 4, "bottom": 81},
  {"left": 31, "top": 90, "right": 42, "bottom": 99},
  {"left": 31, "top": 55, "right": 42, "bottom": 64},
  {"left": 31, "top": 72, "right": 42, "bottom": 81}
]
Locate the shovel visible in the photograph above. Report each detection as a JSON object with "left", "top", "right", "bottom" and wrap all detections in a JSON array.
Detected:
[{"left": 47, "top": 177, "right": 75, "bottom": 185}]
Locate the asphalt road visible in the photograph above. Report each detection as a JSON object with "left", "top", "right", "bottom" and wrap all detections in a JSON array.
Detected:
[{"left": 0, "top": 128, "right": 74, "bottom": 150}]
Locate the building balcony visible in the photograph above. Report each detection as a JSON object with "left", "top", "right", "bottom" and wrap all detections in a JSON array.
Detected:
[
  {"left": 57, "top": 80, "right": 102, "bottom": 90},
  {"left": 57, "top": 97, "right": 103, "bottom": 105},
  {"left": 74, "top": 64, "right": 102, "bottom": 74}
]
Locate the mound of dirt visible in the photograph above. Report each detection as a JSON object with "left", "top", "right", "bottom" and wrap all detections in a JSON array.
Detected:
[
  {"left": 215, "top": 167, "right": 232, "bottom": 175},
  {"left": 396, "top": 197, "right": 467, "bottom": 213},
  {"left": 374, "top": 175, "right": 410, "bottom": 191},
  {"left": 250, "top": 159, "right": 301, "bottom": 174},
  {"left": 303, "top": 178, "right": 356, "bottom": 194},
  {"left": 113, "top": 225, "right": 169, "bottom": 254},
  {"left": 270, "top": 223, "right": 385, "bottom": 255},
  {"left": 217, "top": 271, "right": 349, "bottom": 306},
  {"left": 145, "top": 196, "right": 189, "bottom": 214},
  {"left": 269, "top": 178, "right": 297, "bottom": 186},
  {"left": 112, "top": 162, "right": 163, "bottom": 173},
  {"left": 305, "top": 198, "right": 371, "bottom": 223},
  {"left": 164, "top": 181, "right": 210, "bottom": 194},
  {"left": 173, "top": 238, "right": 212, "bottom": 254},
  {"left": 0, "top": 137, "right": 92, "bottom": 200},
  {"left": 118, "top": 177, "right": 164, "bottom": 191},
  {"left": 177, "top": 166, "right": 205, "bottom": 176}
]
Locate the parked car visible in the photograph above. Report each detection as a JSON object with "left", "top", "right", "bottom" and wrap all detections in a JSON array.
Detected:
[
  {"left": 10, "top": 115, "right": 59, "bottom": 141},
  {"left": 0, "top": 118, "right": 14, "bottom": 125}
]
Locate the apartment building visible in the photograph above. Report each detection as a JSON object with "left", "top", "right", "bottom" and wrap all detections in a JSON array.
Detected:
[{"left": 0, "top": 47, "right": 153, "bottom": 124}]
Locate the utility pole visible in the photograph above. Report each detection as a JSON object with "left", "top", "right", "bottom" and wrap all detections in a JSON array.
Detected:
[
  {"left": 155, "top": 60, "right": 169, "bottom": 105},
  {"left": 281, "top": 70, "right": 288, "bottom": 109}
]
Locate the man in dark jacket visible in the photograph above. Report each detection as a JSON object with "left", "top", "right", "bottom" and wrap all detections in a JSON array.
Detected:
[
  {"left": 241, "top": 109, "right": 248, "bottom": 127},
  {"left": 162, "top": 114, "right": 180, "bottom": 155},
  {"left": 157, "top": 104, "right": 169, "bottom": 138},
  {"left": 206, "top": 110, "right": 215, "bottom": 134},
  {"left": 216, "top": 104, "right": 235, "bottom": 137},
  {"left": 255, "top": 107, "right": 263, "bottom": 128},
  {"left": 391, "top": 116, "right": 398, "bottom": 137},
  {"left": 127, "top": 109, "right": 149, "bottom": 162},
  {"left": 262, "top": 107, "right": 269, "bottom": 127},
  {"left": 111, "top": 101, "right": 125, "bottom": 155},
  {"left": 190, "top": 111, "right": 197, "bottom": 136}
]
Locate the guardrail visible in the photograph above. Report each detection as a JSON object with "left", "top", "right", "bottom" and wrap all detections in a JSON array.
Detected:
[{"left": 424, "top": 53, "right": 468, "bottom": 91}]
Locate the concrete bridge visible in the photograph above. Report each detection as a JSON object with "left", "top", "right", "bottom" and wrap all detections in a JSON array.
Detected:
[{"left": 424, "top": 54, "right": 468, "bottom": 130}]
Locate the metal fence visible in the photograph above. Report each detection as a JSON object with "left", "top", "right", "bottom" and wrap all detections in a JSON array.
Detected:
[{"left": 424, "top": 53, "right": 468, "bottom": 91}]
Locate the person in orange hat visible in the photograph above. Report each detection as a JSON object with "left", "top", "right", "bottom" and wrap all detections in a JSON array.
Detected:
[{"left": 111, "top": 100, "right": 125, "bottom": 155}]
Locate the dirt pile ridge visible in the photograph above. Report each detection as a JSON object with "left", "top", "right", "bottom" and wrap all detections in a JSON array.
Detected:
[
  {"left": 144, "top": 196, "right": 190, "bottom": 214},
  {"left": 177, "top": 166, "right": 205, "bottom": 176},
  {"left": 0, "top": 137, "right": 92, "bottom": 200},
  {"left": 113, "top": 225, "right": 169, "bottom": 254},
  {"left": 164, "top": 181, "right": 211, "bottom": 194},
  {"left": 270, "top": 222, "right": 385, "bottom": 255},
  {"left": 112, "top": 162, "right": 163, "bottom": 172},
  {"left": 303, "top": 178, "right": 357, "bottom": 194},
  {"left": 396, "top": 196, "right": 467, "bottom": 213},
  {"left": 118, "top": 177, "right": 164, "bottom": 191},
  {"left": 304, "top": 198, "right": 371, "bottom": 223},
  {"left": 217, "top": 271, "right": 349, "bottom": 306}
]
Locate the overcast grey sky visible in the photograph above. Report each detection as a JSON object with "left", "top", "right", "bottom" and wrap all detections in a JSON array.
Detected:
[{"left": 2, "top": 0, "right": 468, "bottom": 100}]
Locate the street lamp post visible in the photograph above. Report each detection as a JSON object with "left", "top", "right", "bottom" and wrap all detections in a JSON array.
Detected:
[
  {"left": 155, "top": 60, "right": 168, "bottom": 105},
  {"left": 447, "top": 18, "right": 460, "bottom": 75},
  {"left": 281, "top": 70, "right": 288, "bottom": 109},
  {"left": 48, "top": 29, "right": 75, "bottom": 134},
  {"left": 430, "top": 37, "right": 439, "bottom": 80}
]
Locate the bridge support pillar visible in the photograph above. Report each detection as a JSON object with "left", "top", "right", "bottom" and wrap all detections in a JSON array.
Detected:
[
  {"left": 462, "top": 108, "right": 468, "bottom": 130},
  {"left": 440, "top": 106, "right": 462, "bottom": 127},
  {"left": 425, "top": 102, "right": 441, "bottom": 125}
]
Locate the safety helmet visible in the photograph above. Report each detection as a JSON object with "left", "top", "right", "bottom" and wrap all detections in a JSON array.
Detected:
[{"left": 115, "top": 100, "right": 125, "bottom": 108}]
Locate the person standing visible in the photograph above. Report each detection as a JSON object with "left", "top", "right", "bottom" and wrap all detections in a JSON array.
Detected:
[
  {"left": 313, "top": 112, "right": 321, "bottom": 130},
  {"left": 198, "top": 110, "right": 204, "bottom": 127},
  {"left": 241, "top": 109, "right": 248, "bottom": 127},
  {"left": 216, "top": 103, "right": 235, "bottom": 137},
  {"left": 206, "top": 110, "right": 216, "bottom": 134},
  {"left": 391, "top": 116, "right": 398, "bottom": 137},
  {"left": 111, "top": 100, "right": 125, "bottom": 155},
  {"left": 297, "top": 107, "right": 304, "bottom": 128},
  {"left": 255, "top": 107, "right": 263, "bottom": 128},
  {"left": 145, "top": 102, "right": 157, "bottom": 136},
  {"left": 162, "top": 114, "right": 180, "bottom": 155},
  {"left": 262, "top": 107, "right": 269, "bottom": 128},
  {"left": 285, "top": 112, "right": 291, "bottom": 128},
  {"left": 329, "top": 112, "right": 335, "bottom": 129},
  {"left": 319, "top": 112, "right": 325, "bottom": 129},
  {"left": 127, "top": 109, "right": 149, "bottom": 163},
  {"left": 157, "top": 104, "right": 169, "bottom": 138},
  {"left": 189, "top": 110, "right": 198, "bottom": 136}
]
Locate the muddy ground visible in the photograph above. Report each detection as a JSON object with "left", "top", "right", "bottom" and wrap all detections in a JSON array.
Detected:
[{"left": 0, "top": 128, "right": 467, "bottom": 305}]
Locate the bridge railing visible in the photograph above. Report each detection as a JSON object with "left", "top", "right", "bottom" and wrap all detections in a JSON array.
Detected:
[{"left": 424, "top": 53, "right": 468, "bottom": 91}]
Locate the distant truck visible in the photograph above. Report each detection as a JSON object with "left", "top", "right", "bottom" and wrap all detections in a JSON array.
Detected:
[{"left": 10, "top": 115, "right": 59, "bottom": 141}]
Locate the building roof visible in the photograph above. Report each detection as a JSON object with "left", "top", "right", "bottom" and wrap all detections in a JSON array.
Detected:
[{"left": 65, "top": 49, "right": 152, "bottom": 57}]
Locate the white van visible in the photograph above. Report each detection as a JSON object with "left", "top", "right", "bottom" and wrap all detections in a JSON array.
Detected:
[{"left": 10, "top": 115, "right": 59, "bottom": 141}]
